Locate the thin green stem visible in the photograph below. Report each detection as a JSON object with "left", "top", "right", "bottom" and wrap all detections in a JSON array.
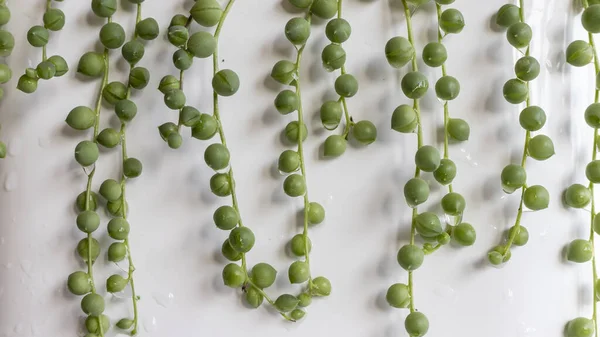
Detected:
[
  {"left": 115, "top": 4, "right": 144, "bottom": 334},
  {"left": 401, "top": 0, "right": 421, "bottom": 315},
  {"left": 499, "top": 1, "right": 532, "bottom": 259},
  {"left": 175, "top": 15, "right": 193, "bottom": 131},
  {"left": 340, "top": 97, "right": 352, "bottom": 138},
  {"left": 502, "top": 130, "right": 530, "bottom": 257},
  {"left": 79, "top": 15, "right": 111, "bottom": 337},
  {"left": 585, "top": 9, "right": 600, "bottom": 333},
  {"left": 246, "top": 281, "right": 295, "bottom": 321},
  {"left": 42, "top": 0, "right": 52, "bottom": 61},
  {"left": 292, "top": 12, "right": 314, "bottom": 287},
  {"left": 436, "top": 3, "right": 454, "bottom": 197},
  {"left": 209, "top": 0, "right": 303, "bottom": 317},
  {"left": 334, "top": 0, "right": 353, "bottom": 139}
]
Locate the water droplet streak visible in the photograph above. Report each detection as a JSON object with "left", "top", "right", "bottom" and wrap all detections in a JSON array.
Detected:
[
  {"left": 153, "top": 292, "right": 174, "bottom": 308},
  {"left": 4, "top": 172, "right": 18, "bottom": 191},
  {"left": 143, "top": 316, "right": 158, "bottom": 333},
  {"left": 8, "top": 138, "right": 22, "bottom": 157}
]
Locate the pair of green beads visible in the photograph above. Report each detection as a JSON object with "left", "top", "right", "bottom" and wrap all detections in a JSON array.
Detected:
[
  {"left": 318, "top": 100, "right": 377, "bottom": 157},
  {"left": 564, "top": 187, "right": 600, "bottom": 264},
  {"left": 321, "top": 119, "right": 377, "bottom": 157},
  {"left": 385, "top": 283, "right": 431, "bottom": 337},
  {"left": 0, "top": 2, "right": 13, "bottom": 59},
  {"left": 321, "top": 18, "right": 350, "bottom": 70},
  {"left": 77, "top": 53, "right": 149, "bottom": 89},
  {"left": 500, "top": 165, "right": 549, "bottom": 206},
  {"left": 391, "top": 105, "right": 470, "bottom": 141},
  {"left": 495, "top": 4, "right": 531, "bottom": 47},
  {"left": 288, "top": 0, "right": 338, "bottom": 20}
]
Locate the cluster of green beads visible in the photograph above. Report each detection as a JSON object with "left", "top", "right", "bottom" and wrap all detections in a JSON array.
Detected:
[
  {"left": 563, "top": 2, "right": 600, "bottom": 337},
  {"left": 309, "top": 0, "right": 377, "bottom": 157},
  {"left": 382, "top": 1, "right": 473, "bottom": 336},
  {"left": 65, "top": 0, "right": 115, "bottom": 333},
  {"left": 157, "top": 0, "right": 239, "bottom": 149},
  {"left": 260, "top": 0, "right": 334, "bottom": 320},
  {"left": 17, "top": 0, "right": 68, "bottom": 93},
  {"left": 0, "top": 0, "right": 14, "bottom": 158},
  {"left": 487, "top": 1, "right": 554, "bottom": 266}
]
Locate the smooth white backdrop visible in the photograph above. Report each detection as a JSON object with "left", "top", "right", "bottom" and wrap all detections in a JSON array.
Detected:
[{"left": 0, "top": 0, "right": 592, "bottom": 336}]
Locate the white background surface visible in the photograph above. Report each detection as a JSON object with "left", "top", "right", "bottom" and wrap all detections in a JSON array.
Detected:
[{"left": 0, "top": 0, "right": 594, "bottom": 336}]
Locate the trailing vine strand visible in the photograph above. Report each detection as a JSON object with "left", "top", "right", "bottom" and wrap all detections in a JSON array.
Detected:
[
  {"left": 0, "top": 0, "right": 13, "bottom": 158},
  {"left": 65, "top": 0, "right": 159, "bottom": 335},
  {"left": 312, "top": 0, "right": 377, "bottom": 157},
  {"left": 100, "top": 1, "right": 159, "bottom": 334},
  {"left": 65, "top": 1, "right": 118, "bottom": 336},
  {"left": 383, "top": 1, "right": 473, "bottom": 336},
  {"left": 17, "top": 0, "right": 68, "bottom": 93},
  {"left": 488, "top": 0, "right": 553, "bottom": 266},
  {"left": 158, "top": 0, "right": 335, "bottom": 322},
  {"left": 564, "top": 1, "right": 600, "bottom": 336}
]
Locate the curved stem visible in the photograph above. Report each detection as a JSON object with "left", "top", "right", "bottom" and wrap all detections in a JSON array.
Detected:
[
  {"left": 336, "top": 0, "right": 353, "bottom": 138},
  {"left": 292, "top": 13, "right": 314, "bottom": 288},
  {"left": 583, "top": 1, "right": 600, "bottom": 332},
  {"left": 114, "top": 4, "right": 145, "bottom": 335},
  {"left": 175, "top": 15, "right": 194, "bottom": 131},
  {"left": 80, "top": 15, "right": 112, "bottom": 337},
  {"left": 400, "top": 0, "right": 422, "bottom": 315},
  {"left": 497, "top": 1, "right": 531, "bottom": 259}
]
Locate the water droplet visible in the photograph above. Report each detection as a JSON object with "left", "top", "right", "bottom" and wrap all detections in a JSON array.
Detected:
[
  {"left": 4, "top": 262, "right": 13, "bottom": 269},
  {"left": 111, "top": 286, "right": 132, "bottom": 299},
  {"left": 8, "top": 138, "right": 22, "bottom": 157},
  {"left": 505, "top": 288, "right": 514, "bottom": 303},
  {"left": 38, "top": 137, "right": 51, "bottom": 149},
  {"left": 153, "top": 292, "right": 174, "bottom": 308},
  {"left": 520, "top": 322, "right": 537, "bottom": 336},
  {"left": 20, "top": 260, "right": 32, "bottom": 277},
  {"left": 433, "top": 284, "right": 456, "bottom": 299},
  {"left": 215, "top": 164, "right": 231, "bottom": 175},
  {"left": 114, "top": 261, "right": 129, "bottom": 273},
  {"left": 143, "top": 316, "right": 158, "bottom": 333},
  {"left": 14, "top": 323, "right": 24, "bottom": 335},
  {"left": 0, "top": 237, "right": 4, "bottom": 245},
  {"left": 4, "top": 172, "right": 18, "bottom": 191},
  {"left": 459, "top": 148, "right": 479, "bottom": 167}
]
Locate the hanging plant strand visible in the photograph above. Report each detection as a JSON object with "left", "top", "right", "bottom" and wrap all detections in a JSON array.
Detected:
[
  {"left": 564, "top": 1, "right": 600, "bottom": 336},
  {"left": 314, "top": 0, "right": 377, "bottom": 157},
  {"left": 0, "top": 0, "right": 14, "bottom": 158},
  {"left": 488, "top": 0, "right": 553, "bottom": 266}
]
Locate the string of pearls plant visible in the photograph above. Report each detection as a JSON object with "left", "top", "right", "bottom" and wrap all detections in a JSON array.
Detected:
[
  {"left": 158, "top": 0, "right": 230, "bottom": 149},
  {"left": 17, "top": 0, "right": 68, "bottom": 93},
  {"left": 309, "top": 0, "right": 377, "bottom": 157},
  {"left": 99, "top": 0, "right": 158, "bottom": 335},
  {"left": 264, "top": 0, "right": 337, "bottom": 321},
  {"left": 563, "top": 1, "right": 600, "bottom": 336},
  {"left": 64, "top": 1, "right": 119, "bottom": 336},
  {"left": 382, "top": 1, "right": 473, "bottom": 336},
  {"left": 428, "top": 1, "right": 475, "bottom": 247},
  {"left": 487, "top": 0, "right": 553, "bottom": 266},
  {"left": 0, "top": 0, "right": 14, "bottom": 158}
]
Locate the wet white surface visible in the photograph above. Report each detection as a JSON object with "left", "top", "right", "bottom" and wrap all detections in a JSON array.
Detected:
[{"left": 0, "top": 0, "right": 593, "bottom": 336}]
